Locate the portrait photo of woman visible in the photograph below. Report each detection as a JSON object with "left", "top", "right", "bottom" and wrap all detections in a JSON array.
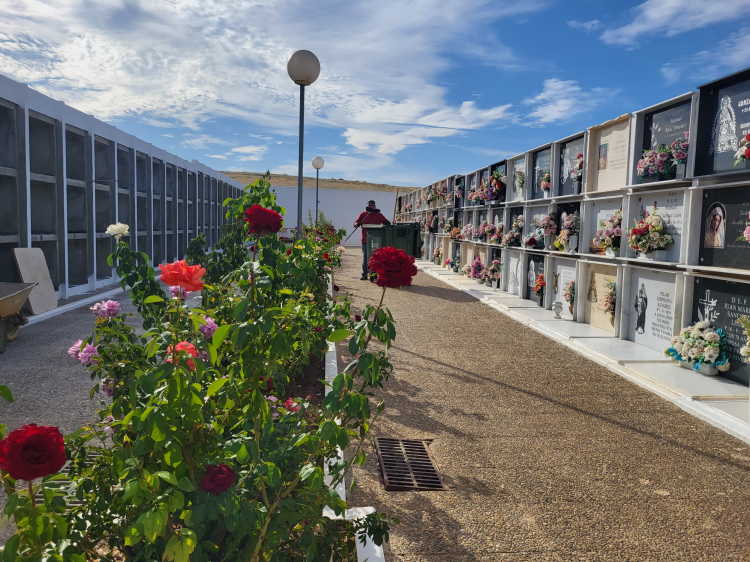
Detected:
[
  {"left": 704, "top": 203, "right": 726, "bottom": 249},
  {"left": 598, "top": 143, "right": 608, "bottom": 171}
]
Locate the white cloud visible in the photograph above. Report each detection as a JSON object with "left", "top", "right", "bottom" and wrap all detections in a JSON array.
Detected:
[
  {"left": 230, "top": 145, "right": 269, "bottom": 161},
  {"left": 181, "top": 135, "right": 231, "bottom": 150},
  {"left": 567, "top": 20, "right": 602, "bottom": 33},
  {"left": 522, "top": 79, "right": 615, "bottom": 125},
  {"left": 250, "top": 134, "right": 274, "bottom": 141},
  {"left": 163, "top": 134, "right": 174, "bottom": 138},
  {"left": 660, "top": 27, "right": 750, "bottom": 85},
  {"left": 205, "top": 154, "right": 227, "bottom": 160},
  {"left": 601, "top": 0, "right": 750, "bottom": 46},
  {"left": 0, "top": 0, "right": 541, "bottom": 157}
]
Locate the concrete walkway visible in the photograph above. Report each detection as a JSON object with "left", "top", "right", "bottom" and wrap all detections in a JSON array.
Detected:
[{"left": 339, "top": 250, "right": 750, "bottom": 561}]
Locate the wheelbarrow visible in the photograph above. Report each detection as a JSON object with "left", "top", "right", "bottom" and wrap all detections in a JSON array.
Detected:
[{"left": 0, "top": 282, "right": 37, "bottom": 354}]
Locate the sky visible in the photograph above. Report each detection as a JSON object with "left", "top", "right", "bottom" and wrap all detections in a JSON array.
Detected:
[{"left": 1, "top": 0, "right": 750, "bottom": 187}]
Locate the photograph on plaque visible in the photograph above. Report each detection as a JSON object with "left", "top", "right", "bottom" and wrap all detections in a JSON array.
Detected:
[
  {"left": 598, "top": 143, "right": 608, "bottom": 170},
  {"left": 698, "top": 186, "right": 750, "bottom": 270},
  {"left": 526, "top": 254, "right": 545, "bottom": 304},
  {"left": 632, "top": 192, "right": 684, "bottom": 262},
  {"left": 626, "top": 269, "right": 676, "bottom": 352},
  {"left": 559, "top": 136, "right": 585, "bottom": 195},
  {"left": 589, "top": 119, "right": 630, "bottom": 192},
  {"left": 583, "top": 264, "right": 617, "bottom": 333},
  {"left": 691, "top": 277, "right": 750, "bottom": 385},
  {"left": 695, "top": 70, "right": 750, "bottom": 176},
  {"left": 532, "top": 149, "right": 551, "bottom": 199},
  {"left": 639, "top": 100, "right": 691, "bottom": 182}
]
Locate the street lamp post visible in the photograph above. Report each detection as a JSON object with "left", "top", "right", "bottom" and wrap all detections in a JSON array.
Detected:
[
  {"left": 312, "top": 156, "right": 324, "bottom": 227},
  {"left": 287, "top": 50, "right": 320, "bottom": 240}
]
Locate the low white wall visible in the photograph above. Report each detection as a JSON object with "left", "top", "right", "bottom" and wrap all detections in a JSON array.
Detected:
[{"left": 272, "top": 185, "right": 398, "bottom": 246}]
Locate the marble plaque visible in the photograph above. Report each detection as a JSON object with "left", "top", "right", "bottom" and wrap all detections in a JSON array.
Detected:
[
  {"left": 632, "top": 191, "right": 684, "bottom": 262},
  {"left": 511, "top": 158, "right": 526, "bottom": 202},
  {"left": 691, "top": 277, "right": 750, "bottom": 385},
  {"left": 490, "top": 161, "right": 507, "bottom": 203},
  {"left": 590, "top": 119, "right": 630, "bottom": 192},
  {"left": 627, "top": 269, "right": 676, "bottom": 351},
  {"left": 559, "top": 136, "right": 585, "bottom": 196},
  {"left": 698, "top": 185, "right": 750, "bottom": 271},
  {"left": 552, "top": 259, "right": 576, "bottom": 319},
  {"left": 526, "top": 254, "right": 545, "bottom": 304},
  {"left": 532, "top": 149, "right": 552, "bottom": 200},
  {"left": 583, "top": 263, "right": 618, "bottom": 333},
  {"left": 646, "top": 101, "right": 691, "bottom": 150},
  {"left": 507, "top": 251, "right": 522, "bottom": 296}
]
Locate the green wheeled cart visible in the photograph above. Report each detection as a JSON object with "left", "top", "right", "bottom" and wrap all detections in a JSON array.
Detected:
[
  {"left": 0, "top": 282, "right": 37, "bottom": 354},
  {"left": 364, "top": 223, "right": 422, "bottom": 267}
]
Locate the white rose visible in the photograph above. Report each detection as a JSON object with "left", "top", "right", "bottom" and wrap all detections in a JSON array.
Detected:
[
  {"left": 336, "top": 246, "right": 345, "bottom": 253},
  {"left": 694, "top": 321, "right": 709, "bottom": 330},
  {"left": 106, "top": 223, "right": 129, "bottom": 241}
]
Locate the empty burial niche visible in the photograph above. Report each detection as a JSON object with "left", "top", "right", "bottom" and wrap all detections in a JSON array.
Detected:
[
  {"left": 167, "top": 233, "right": 174, "bottom": 262},
  {"left": 0, "top": 244, "right": 20, "bottom": 283},
  {"left": 29, "top": 114, "right": 56, "bottom": 176},
  {"left": 166, "top": 164, "right": 174, "bottom": 198},
  {"left": 0, "top": 175, "right": 19, "bottom": 236},
  {"left": 30, "top": 181, "right": 57, "bottom": 235},
  {"left": 153, "top": 199, "right": 162, "bottom": 231},
  {"left": 166, "top": 199, "right": 174, "bottom": 231},
  {"left": 0, "top": 100, "right": 18, "bottom": 169},
  {"left": 66, "top": 185, "right": 87, "bottom": 234},
  {"left": 65, "top": 128, "right": 86, "bottom": 181},
  {"left": 117, "top": 147, "right": 130, "bottom": 191},
  {"left": 137, "top": 195, "right": 147, "bottom": 233},
  {"left": 95, "top": 238, "right": 112, "bottom": 280},
  {"left": 118, "top": 192, "right": 130, "bottom": 225},
  {"left": 95, "top": 190, "right": 111, "bottom": 233},
  {"left": 178, "top": 168, "right": 186, "bottom": 200},
  {"left": 67, "top": 239, "right": 88, "bottom": 287},
  {"left": 94, "top": 140, "right": 111, "bottom": 183},
  {"left": 374, "top": 438, "right": 447, "bottom": 492},
  {"left": 136, "top": 153, "right": 148, "bottom": 194},
  {"left": 153, "top": 234, "right": 163, "bottom": 265},
  {"left": 152, "top": 159, "right": 163, "bottom": 196}
]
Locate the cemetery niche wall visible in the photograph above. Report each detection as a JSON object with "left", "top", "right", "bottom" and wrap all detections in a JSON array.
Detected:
[
  {"left": 698, "top": 185, "right": 750, "bottom": 271},
  {"left": 583, "top": 263, "right": 618, "bottom": 333},
  {"left": 550, "top": 257, "right": 577, "bottom": 319},
  {"left": 625, "top": 268, "right": 680, "bottom": 352},
  {"left": 506, "top": 251, "right": 522, "bottom": 297},
  {"left": 559, "top": 135, "right": 586, "bottom": 196},
  {"left": 691, "top": 276, "right": 750, "bottom": 385}
]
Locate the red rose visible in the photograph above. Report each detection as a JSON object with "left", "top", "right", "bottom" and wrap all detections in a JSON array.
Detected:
[
  {"left": 201, "top": 463, "right": 236, "bottom": 495},
  {"left": 577, "top": 153, "right": 583, "bottom": 158},
  {"left": 745, "top": 134, "right": 750, "bottom": 142},
  {"left": 367, "top": 246, "right": 418, "bottom": 289},
  {"left": 0, "top": 424, "right": 66, "bottom": 481},
  {"left": 355, "top": 314, "right": 362, "bottom": 322},
  {"left": 313, "top": 327, "right": 323, "bottom": 332},
  {"left": 323, "top": 239, "right": 329, "bottom": 243},
  {"left": 745, "top": 147, "right": 750, "bottom": 158},
  {"left": 159, "top": 260, "right": 206, "bottom": 292},
  {"left": 334, "top": 284, "right": 340, "bottom": 291},
  {"left": 166, "top": 341, "right": 198, "bottom": 371},
  {"left": 249, "top": 245, "right": 256, "bottom": 252},
  {"left": 260, "top": 376, "right": 273, "bottom": 392},
  {"left": 243, "top": 205, "right": 283, "bottom": 235},
  {"left": 323, "top": 253, "right": 331, "bottom": 263},
  {"left": 286, "top": 248, "right": 292, "bottom": 255}
]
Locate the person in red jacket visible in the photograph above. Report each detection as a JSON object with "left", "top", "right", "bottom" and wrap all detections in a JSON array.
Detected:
[{"left": 355, "top": 200, "right": 390, "bottom": 280}]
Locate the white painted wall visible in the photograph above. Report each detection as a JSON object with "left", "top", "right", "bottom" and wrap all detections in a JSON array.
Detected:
[{"left": 271, "top": 185, "right": 398, "bottom": 246}]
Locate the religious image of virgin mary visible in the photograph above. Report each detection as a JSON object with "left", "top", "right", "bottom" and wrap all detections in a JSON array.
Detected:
[
  {"left": 704, "top": 203, "right": 726, "bottom": 249},
  {"left": 634, "top": 283, "right": 648, "bottom": 335}
]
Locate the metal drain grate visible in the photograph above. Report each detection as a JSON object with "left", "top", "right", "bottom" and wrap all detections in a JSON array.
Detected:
[{"left": 374, "top": 438, "right": 446, "bottom": 491}]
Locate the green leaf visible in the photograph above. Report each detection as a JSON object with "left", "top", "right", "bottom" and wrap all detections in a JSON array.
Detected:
[
  {"left": 236, "top": 444, "right": 250, "bottom": 464},
  {"left": 3, "top": 493, "right": 18, "bottom": 516},
  {"left": 157, "top": 471, "right": 179, "bottom": 486},
  {"left": 0, "top": 385, "right": 13, "bottom": 403},
  {"left": 122, "top": 479, "right": 140, "bottom": 501},
  {"left": 3, "top": 533, "right": 20, "bottom": 562},
  {"left": 144, "top": 295, "right": 165, "bottom": 304},
  {"left": 233, "top": 299, "right": 249, "bottom": 321},
  {"left": 327, "top": 329, "right": 352, "bottom": 343},
  {"left": 332, "top": 373, "right": 345, "bottom": 394},
  {"left": 299, "top": 464, "right": 316, "bottom": 481},
  {"left": 212, "top": 324, "right": 230, "bottom": 348},
  {"left": 149, "top": 414, "right": 167, "bottom": 442},
  {"left": 178, "top": 477, "right": 196, "bottom": 492},
  {"left": 348, "top": 336, "right": 359, "bottom": 356},
  {"left": 319, "top": 421, "right": 336, "bottom": 441},
  {"left": 206, "top": 378, "right": 228, "bottom": 397}
]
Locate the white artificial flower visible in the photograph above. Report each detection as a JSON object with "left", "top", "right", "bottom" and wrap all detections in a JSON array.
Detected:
[
  {"left": 106, "top": 223, "right": 129, "bottom": 241},
  {"left": 718, "top": 361, "right": 731, "bottom": 372},
  {"left": 703, "top": 331, "right": 720, "bottom": 343},
  {"left": 741, "top": 346, "right": 750, "bottom": 358},
  {"left": 704, "top": 348, "right": 719, "bottom": 363},
  {"left": 694, "top": 321, "right": 709, "bottom": 330}
]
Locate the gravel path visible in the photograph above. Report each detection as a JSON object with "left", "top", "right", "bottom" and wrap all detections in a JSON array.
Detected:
[{"left": 339, "top": 250, "right": 750, "bottom": 561}]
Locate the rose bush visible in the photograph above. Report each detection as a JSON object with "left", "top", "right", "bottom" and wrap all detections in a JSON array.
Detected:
[
  {"left": 367, "top": 247, "right": 418, "bottom": 289},
  {"left": 1, "top": 173, "right": 397, "bottom": 562}
]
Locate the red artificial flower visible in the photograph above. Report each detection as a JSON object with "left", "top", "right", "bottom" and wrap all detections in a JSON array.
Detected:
[
  {"left": 745, "top": 147, "right": 750, "bottom": 158},
  {"left": 525, "top": 239, "right": 536, "bottom": 246},
  {"left": 0, "top": 424, "right": 66, "bottom": 481},
  {"left": 323, "top": 253, "right": 331, "bottom": 263},
  {"left": 286, "top": 248, "right": 292, "bottom": 256},
  {"left": 159, "top": 260, "right": 206, "bottom": 292},
  {"left": 632, "top": 228, "right": 644, "bottom": 236},
  {"left": 355, "top": 314, "right": 362, "bottom": 322},
  {"left": 201, "top": 463, "right": 236, "bottom": 495},
  {"left": 745, "top": 133, "right": 750, "bottom": 142},
  {"left": 166, "top": 341, "right": 198, "bottom": 371},
  {"left": 243, "top": 205, "right": 283, "bottom": 235},
  {"left": 577, "top": 153, "right": 583, "bottom": 158},
  {"left": 367, "top": 246, "right": 418, "bottom": 289}
]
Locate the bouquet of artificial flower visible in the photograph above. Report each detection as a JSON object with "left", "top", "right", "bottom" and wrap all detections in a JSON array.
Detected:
[
  {"left": 593, "top": 208, "right": 623, "bottom": 252},
  {"left": 450, "top": 227, "right": 462, "bottom": 240},
  {"left": 477, "top": 179, "right": 490, "bottom": 202},
  {"left": 554, "top": 211, "right": 580, "bottom": 250},
  {"left": 671, "top": 131, "right": 689, "bottom": 164},
  {"left": 501, "top": 216, "right": 523, "bottom": 246},
  {"left": 601, "top": 279, "right": 616, "bottom": 316},
  {"left": 484, "top": 223, "right": 496, "bottom": 237},
  {"left": 514, "top": 169, "right": 525, "bottom": 190},
  {"left": 563, "top": 280, "right": 575, "bottom": 305},
  {"left": 534, "top": 274, "right": 546, "bottom": 298},
  {"left": 489, "top": 225, "right": 504, "bottom": 244},
  {"left": 522, "top": 220, "right": 544, "bottom": 249},
  {"left": 461, "top": 224, "right": 474, "bottom": 239},
  {"left": 439, "top": 216, "right": 446, "bottom": 230},
  {"left": 462, "top": 264, "right": 471, "bottom": 276},
  {"left": 541, "top": 213, "right": 557, "bottom": 235},
  {"left": 488, "top": 259, "right": 503, "bottom": 277},
  {"left": 737, "top": 316, "right": 750, "bottom": 364},
  {"left": 570, "top": 153, "right": 584, "bottom": 183},
  {"left": 734, "top": 133, "right": 750, "bottom": 167},
  {"left": 637, "top": 145, "right": 673, "bottom": 182},
  {"left": 469, "top": 257, "right": 485, "bottom": 279},
  {"left": 456, "top": 188, "right": 463, "bottom": 199},
  {"left": 735, "top": 210, "right": 750, "bottom": 244},
  {"left": 665, "top": 321, "right": 731, "bottom": 372},
  {"left": 540, "top": 170, "right": 551, "bottom": 191},
  {"left": 467, "top": 189, "right": 478, "bottom": 204},
  {"left": 477, "top": 220, "right": 489, "bottom": 239},
  {"left": 627, "top": 210, "right": 674, "bottom": 254}
]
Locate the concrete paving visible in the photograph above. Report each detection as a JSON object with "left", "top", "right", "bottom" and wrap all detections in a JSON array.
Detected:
[{"left": 339, "top": 250, "right": 750, "bottom": 561}]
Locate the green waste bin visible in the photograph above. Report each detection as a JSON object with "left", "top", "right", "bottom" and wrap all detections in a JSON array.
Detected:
[{"left": 364, "top": 223, "right": 421, "bottom": 264}]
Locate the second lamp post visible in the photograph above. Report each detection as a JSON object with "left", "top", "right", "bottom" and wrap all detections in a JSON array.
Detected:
[{"left": 312, "top": 156, "right": 324, "bottom": 226}]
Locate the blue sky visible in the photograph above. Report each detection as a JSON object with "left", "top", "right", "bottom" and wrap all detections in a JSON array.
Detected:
[{"left": 1, "top": 0, "right": 750, "bottom": 186}]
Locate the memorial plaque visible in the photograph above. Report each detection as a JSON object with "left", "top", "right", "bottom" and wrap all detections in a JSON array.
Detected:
[
  {"left": 556, "top": 202, "right": 581, "bottom": 237},
  {"left": 583, "top": 263, "right": 617, "bottom": 333},
  {"left": 511, "top": 158, "right": 526, "bottom": 202},
  {"left": 552, "top": 259, "right": 576, "bottom": 319},
  {"left": 691, "top": 277, "right": 750, "bottom": 385},
  {"left": 698, "top": 185, "right": 750, "bottom": 271},
  {"left": 507, "top": 251, "right": 522, "bottom": 296},
  {"left": 490, "top": 161, "right": 507, "bottom": 203},
  {"left": 696, "top": 69, "right": 750, "bottom": 176},
  {"left": 532, "top": 148, "right": 552, "bottom": 200},
  {"left": 526, "top": 254, "right": 545, "bottom": 304},
  {"left": 627, "top": 269, "right": 676, "bottom": 351},
  {"left": 589, "top": 119, "right": 630, "bottom": 192},
  {"left": 466, "top": 174, "right": 476, "bottom": 206},
  {"left": 559, "top": 135, "right": 585, "bottom": 196},
  {"left": 633, "top": 191, "right": 684, "bottom": 262},
  {"left": 640, "top": 100, "right": 692, "bottom": 182}
]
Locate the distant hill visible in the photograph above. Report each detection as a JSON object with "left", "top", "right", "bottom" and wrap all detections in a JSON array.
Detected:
[{"left": 222, "top": 171, "right": 407, "bottom": 193}]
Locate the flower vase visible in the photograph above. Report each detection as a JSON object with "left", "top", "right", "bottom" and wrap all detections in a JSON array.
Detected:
[
  {"left": 567, "top": 235, "right": 578, "bottom": 254},
  {"left": 551, "top": 300, "right": 563, "bottom": 318},
  {"left": 544, "top": 235, "right": 553, "bottom": 250},
  {"left": 452, "top": 266, "right": 458, "bottom": 273},
  {"left": 485, "top": 279, "right": 492, "bottom": 287},
  {"left": 609, "top": 314, "right": 615, "bottom": 327},
  {"left": 605, "top": 247, "right": 617, "bottom": 257},
  {"left": 679, "top": 360, "right": 718, "bottom": 377},
  {"left": 537, "top": 297, "right": 544, "bottom": 307},
  {"left": 638, "top": 250, "right": 667, "bottom": 261},
  {"left": 543, "top": 190, "right": 551, "bottom": 199},
  {"left": 476, "top": 278, "right": 484, "bottom": 284},
  {"left": 568, "top": 303, "right": 574, "bottom": 315}
]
